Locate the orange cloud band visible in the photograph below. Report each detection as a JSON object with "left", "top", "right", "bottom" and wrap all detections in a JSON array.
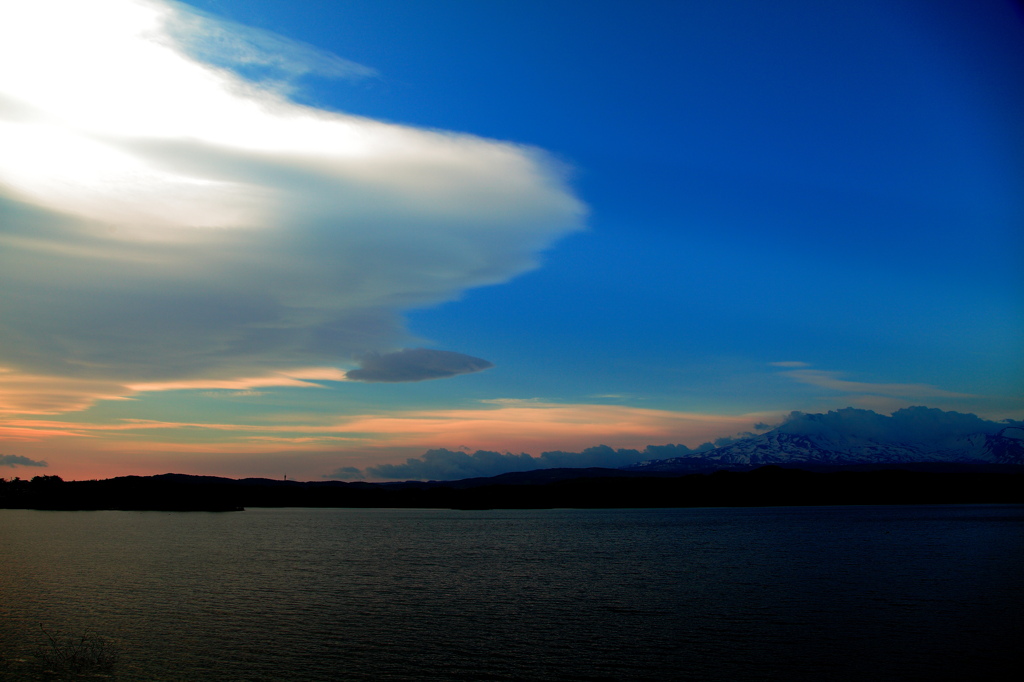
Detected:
[{"left": 3, "top": 401, "right": 773, "bottom": 454}]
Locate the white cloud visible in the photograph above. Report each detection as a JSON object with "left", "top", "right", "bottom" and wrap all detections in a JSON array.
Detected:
[{"left": 0, "top": 0, "right": 584, "bottom": 394}]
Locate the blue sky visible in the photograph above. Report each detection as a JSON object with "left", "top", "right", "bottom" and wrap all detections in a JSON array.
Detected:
[{"left": 0, "top": 0, "right": 1021, "bottom": 480}]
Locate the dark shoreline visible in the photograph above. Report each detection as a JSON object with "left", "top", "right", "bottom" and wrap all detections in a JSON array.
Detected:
[{"left": 3, "top": 465, "right": 1023, "bottom": 511}]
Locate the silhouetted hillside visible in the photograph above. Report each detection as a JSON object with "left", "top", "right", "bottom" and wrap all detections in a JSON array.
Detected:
[{"left": 2, "top": 465, "right": 1022, "bottom": 510}]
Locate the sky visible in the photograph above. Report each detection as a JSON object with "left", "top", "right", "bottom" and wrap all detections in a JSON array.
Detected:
[{"left": 0, "top": 0, "right": 1021, "bottom": 481}]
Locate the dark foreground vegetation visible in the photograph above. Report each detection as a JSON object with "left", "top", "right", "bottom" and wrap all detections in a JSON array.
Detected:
[{"left": 2, "top": 465, "right": 1022, "bottom": 511}]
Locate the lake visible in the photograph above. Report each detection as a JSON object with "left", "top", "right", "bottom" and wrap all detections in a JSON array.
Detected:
[{"left": 1, "top": 505, "right": 1021, "bottom": 681}]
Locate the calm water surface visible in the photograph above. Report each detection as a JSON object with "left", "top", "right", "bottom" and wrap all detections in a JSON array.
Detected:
[{"left": 1, "top": 505, "right": 1021, "bottom": 681}]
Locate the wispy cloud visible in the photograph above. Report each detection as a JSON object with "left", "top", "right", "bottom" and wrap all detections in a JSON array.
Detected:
[
  {"left": 323, "top": 402, "right": 767, "bottom": 454},
  {"left": 783, "top": 369, "right": 973, "bottom": 399},
  {"left": 0, "top": 368, "right": 133, "bottom": 415},
  {"left": 0, "top": 365, "right": 350, "bottom": 415},
  {"left": 162, "top": 0, "right": 377, "bottom": 87},
  {"left": 0, "top": 0, "right": 583, "bottom": 401},
  {"left": 127, "top": 368, "right": 349, "bottom": 393},
  {"left": 2, "top": 402, "right": 773, "bottom": 460}
]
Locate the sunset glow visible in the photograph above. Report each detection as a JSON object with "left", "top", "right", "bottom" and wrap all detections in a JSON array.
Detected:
[{"left": 1, "top": 0, "right": 1021, "bottom": 481}]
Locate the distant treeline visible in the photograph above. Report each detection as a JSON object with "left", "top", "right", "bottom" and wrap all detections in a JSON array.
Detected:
[{"left": 2, "top": 466, "right": 1023, "bottom": 511}]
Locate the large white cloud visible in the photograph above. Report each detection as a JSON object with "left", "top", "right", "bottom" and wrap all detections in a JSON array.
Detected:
[{"left": 0, "top": 0, "right": 584, "bottom": 390}]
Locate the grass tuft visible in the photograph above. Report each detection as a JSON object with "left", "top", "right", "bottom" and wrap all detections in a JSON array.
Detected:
[{"left": 35, "top": 626, "right": 119, "bottom": 678}]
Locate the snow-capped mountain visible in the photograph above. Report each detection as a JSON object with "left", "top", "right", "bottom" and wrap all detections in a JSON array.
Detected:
[{"left": 626, "top": 407, "right": 1024, "bottom": 472}]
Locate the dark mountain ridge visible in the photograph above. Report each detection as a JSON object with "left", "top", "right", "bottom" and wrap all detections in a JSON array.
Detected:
[{"left": 3, "top": 464, "right": 1022, "bottom": 511}]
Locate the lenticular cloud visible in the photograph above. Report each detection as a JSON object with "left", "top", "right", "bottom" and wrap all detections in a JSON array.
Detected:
[
  {"left": 346, "top": 349, "right": 495, "bottom": 383},
  {"left": 0, "top": 0, "right": 584, "bottom": 389}
]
